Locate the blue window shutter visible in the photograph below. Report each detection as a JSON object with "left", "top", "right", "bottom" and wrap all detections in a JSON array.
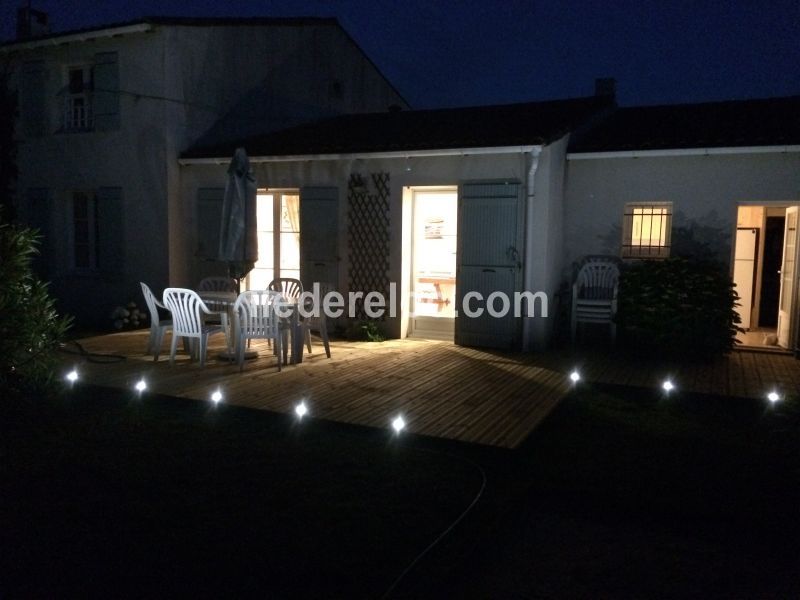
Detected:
[
  {"left": 26, "top": 188, "right": 52, "bottom": 278},
  {"left": 20, "top": 61, "right": 47, "bottom": 137},
  {"left": 197, "top": 188, "right": 224, "bottom": 260},
  {"left": 93, "top": 52, "right": 119, "bottom": 131},
  {"left": 96, "top": 187, "right": 125, "bottom": 278}
]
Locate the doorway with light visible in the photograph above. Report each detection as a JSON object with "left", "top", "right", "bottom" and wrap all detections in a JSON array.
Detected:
[{"left": 409, "top": 188, "right": 458, "bottom": 340}]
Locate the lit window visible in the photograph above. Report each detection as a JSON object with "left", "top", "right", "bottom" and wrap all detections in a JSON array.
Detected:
[
  {"left": 72, "top": 191, "right": 98, "bottom": 270},
  {"left": 64, "top": 66, "right": 93, "bottom": 130},
  {"left": 622, "top": 203, "right": 672, "bottom": 258}
]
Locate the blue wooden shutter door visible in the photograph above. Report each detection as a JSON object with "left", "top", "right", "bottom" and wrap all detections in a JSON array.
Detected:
[
  {"left": 300, "top": 186, "right": 339, "bottom": 292},
  {"left": 20, "top": 61, "right": 47, "bottom": 137},
  {"left": 197, "top": 188, "right": 224, "bottom": 260},
  {"left": 455, "top": 182, "right": 522, "bottom": 349},
  {"left": 93, "top": 52, "right": 120, "bottom": 131},
  {"left": 96, "top": 187, "right": 125, "bottom": 278}
]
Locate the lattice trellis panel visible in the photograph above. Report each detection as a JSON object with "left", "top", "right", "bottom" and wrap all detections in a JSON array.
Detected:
[{"left": 348, "top": 172, "right": 391, "bottom": 321}]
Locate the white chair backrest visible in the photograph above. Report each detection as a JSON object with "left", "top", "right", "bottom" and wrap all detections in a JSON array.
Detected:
[
  {"left": 234, "top": 290, "right": 282, "bottom": 338},
  {"left": 163, "top": 288, "right": 207, "bottom": 337},
  {"left": 198, "top": 276, "right": 237, "bottom": 292},
  {"left": 268, "top": 278, "right": 303, "bottom": 301},
  {"left": 140, "top": 282, "right": 165, "bottom": 324},
  {"left": 575, "top": 259, "right": 619, "bottom": 300}
]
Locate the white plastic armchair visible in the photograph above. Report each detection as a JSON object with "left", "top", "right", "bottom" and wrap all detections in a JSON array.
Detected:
[
  {"left": 303, "top": 282, "right": 333, "bottom": 358},
  {"left": 140, "top": 282, "right": 171, "bottom": 361},
  {"left": 233, "top": 290, "right": 283, "bottom": 372},
  {"left": 162, "top": 288, "right": 227, "bottom": 367},
  {"left": 571, "top": 257, "right": 620, "bottom": 344},
  {"left": 198, "top": 276, "right": 237, "bottom": 292},
  {"left": 267, "top": 277, "right": 303, "bottom": 300}
]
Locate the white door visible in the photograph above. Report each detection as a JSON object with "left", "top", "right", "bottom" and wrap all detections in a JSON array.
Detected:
[
  {"left": 777, "top": 206, "right": 798, "bottom": 348},
  {"left": 300, "top": 187, "right": 339, "bottom": 292},
  {"left": 455, "top": 182, "right": 523, "bottom": 349},
  {"left": 733, "top": 228, "right": 757, "bottom": 329}
]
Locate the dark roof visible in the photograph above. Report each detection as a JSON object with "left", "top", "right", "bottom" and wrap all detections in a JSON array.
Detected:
[
  {"left": 570, "top": 95, "right": 800, "bottom": 153},
  {"left": 1, "top": 16, "right": 338, "bottom": 48},
  {"left": 182, "top": 95, "right": 614, "bottom": 159}
]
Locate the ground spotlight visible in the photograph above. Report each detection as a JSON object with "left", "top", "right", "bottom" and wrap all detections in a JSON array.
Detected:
[
  {"left": 211, "top": 390, "right": 223, "bottom": 404},
  {"left": 569, "top": 370, "right": 581, "bottom": 383},
  {"left": 767, "top": 391, "right": 781, "bottom": 404},
  {"left": 392, "top": 415, "right": 405, "bottom": 433},
  {"left": 295, "top": 401, "right": 308, "bottom": 418},
  {"left": 662, "top": 379, "right": 675, "bottom": 393},
  {"left": 66, "top": 369, "right": 78, "bottom": 383},
  {"left": 135, "top": 379, "right": 147, "bottom": 393}
]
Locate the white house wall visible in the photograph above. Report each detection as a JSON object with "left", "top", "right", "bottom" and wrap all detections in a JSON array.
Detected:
[
  {"left": 6, "top": 21, "right": 407, "bottom": 327},
  {"left": 8, "top": 30, "right": 172, "bottom": 326},
  {"left": 180, "top": 147, "right": 565, "bottom": 349},
  {"left": 563, "top": 151, "right": 800, "bottom": 272}
]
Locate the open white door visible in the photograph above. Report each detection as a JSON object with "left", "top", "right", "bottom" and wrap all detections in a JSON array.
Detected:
[
  {"left": 777, "top": 206, "right": 798, "bottom": 348},
  {"left": 733, "top": 228, "right": 757, "bottom": 329},
  {"left": 455, "top": 182, "right": 522, "bottom": 349}
]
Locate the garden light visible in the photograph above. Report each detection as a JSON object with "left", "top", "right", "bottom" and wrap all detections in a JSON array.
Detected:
[
  {"left": 66, "top": 369, "right": 79, "bottom": 383},
  {"left": 211, "top": 390, "right": 223, "bottom": 404},
  {"left": 662, "top": 379, "right": 675, "bottom": 393},
  {"left": 295, "top": 401, "right": 308, "bottom": 418},
  {"left": 767, "top": 391, "right": 781, "bottom": 404},
  {"left": 569, "top": 370, "right": 581, "bottom": 383},
  {"left": 135, "top": 379, "right": 147, "bottom": 393},
  {"left": 392, "top": 415, "right": 405, "bottom": 433}
]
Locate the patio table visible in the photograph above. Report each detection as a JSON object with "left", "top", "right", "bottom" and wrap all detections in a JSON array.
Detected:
[{"left": 198, "top": 291, "right": 304, "bottom": 365}]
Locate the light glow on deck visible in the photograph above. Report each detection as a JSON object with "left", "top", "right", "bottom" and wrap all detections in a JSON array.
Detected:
[
  {"left": 295, "top": 401, "right": 308, "bottom": 418},
  {"left": 135, "top": 379, "right": 147, "bottom": 393}
]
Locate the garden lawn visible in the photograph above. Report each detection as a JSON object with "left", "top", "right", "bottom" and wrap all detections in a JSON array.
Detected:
[
  {"left": 2, "top": 380, "right": 800, "bottom": 598},
  {"left": 0, "top": 386, "right": 482, "bottom": 598}
]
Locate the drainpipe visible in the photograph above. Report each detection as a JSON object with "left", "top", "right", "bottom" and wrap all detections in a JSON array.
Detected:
[{"left": 522, "top": 147, "right": 542, "bottom": 352}]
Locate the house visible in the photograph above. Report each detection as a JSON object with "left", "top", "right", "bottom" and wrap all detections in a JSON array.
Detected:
[
  {"left": 1, "top": 15, "right": 407, "bottom": 326},
  {"left": 565, "top": 96, "right": 800, "bottom": 350},
  {"left": 179, "top": 92, "right": 615, "bottom": 351},
  {"left": 6, "top": 14, "right": 800, "bottom": 353}
]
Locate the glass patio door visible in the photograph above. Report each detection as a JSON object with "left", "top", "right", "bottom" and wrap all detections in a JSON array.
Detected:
[{"left": 247, "top": 191, "right": 300, "bottom": 290}]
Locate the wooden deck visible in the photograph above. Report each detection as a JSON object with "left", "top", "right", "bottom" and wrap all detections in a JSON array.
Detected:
[{"left": 61, "top": 331, "right": 800, "bottom": 449}]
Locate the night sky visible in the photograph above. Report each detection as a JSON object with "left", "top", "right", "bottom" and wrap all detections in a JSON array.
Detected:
[{"left": 2, "top": 0, "right": 799, "bottom": 109}]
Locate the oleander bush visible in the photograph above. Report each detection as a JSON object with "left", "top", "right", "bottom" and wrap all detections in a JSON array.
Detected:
[
  {"left": 0, "top": 216, "right": 72, "bottom": 390},
  {"left": 616, "top": 258, "right": 742, "bottom": 360}
]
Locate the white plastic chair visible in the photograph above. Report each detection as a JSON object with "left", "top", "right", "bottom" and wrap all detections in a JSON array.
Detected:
[
  {"left": 140, "top": 282, "right": 172, "bottom": 361},
  {"left": 268, "top": 278, "right": 306, "bottom": 363},
  {"left": 198, "top": 276, "right": 237, "bottom": 292},
  {"left": 571, "top": 257, "right": 620, "bottom": 344},
  {"left": 233, "top": 290, "right": 283, "bottom": 372},
  {"left": 303, "top": 282, "right": 333, "bottom": 358},
  {"left": 162, "top": 288, "right": 227, "bottom": 367}
]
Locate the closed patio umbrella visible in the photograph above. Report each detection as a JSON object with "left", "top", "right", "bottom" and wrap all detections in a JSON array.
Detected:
[{"left": 219, "top": 147, "right": 258, "bottom": 292}]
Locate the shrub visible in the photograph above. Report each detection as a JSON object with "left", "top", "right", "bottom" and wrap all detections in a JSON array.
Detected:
[
  {"left": 0, "top": 218, "right": 72, "bottom": 389},
  {"left": 615, "top": 258, "right": 741, "bottom": 360}
]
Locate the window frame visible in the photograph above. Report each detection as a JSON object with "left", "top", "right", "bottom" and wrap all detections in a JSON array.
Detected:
[
  {"left": 621, "top": 201, "right": 673, "bottom": 259},
  {"left": 63, "top": 64, "right": 94, "bottom": 131}
]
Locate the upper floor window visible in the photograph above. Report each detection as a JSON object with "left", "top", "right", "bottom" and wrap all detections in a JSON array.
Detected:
[
  {"left": 64, "top": 66, "right": 93, "bottom": 131},
  {"left": 622, "top": 202, "right": 672, "bottom": 259}
]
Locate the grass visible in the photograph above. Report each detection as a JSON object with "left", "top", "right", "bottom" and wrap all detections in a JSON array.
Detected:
[{"left": 2, "top": 380, "right": 800, "bottom": 598}]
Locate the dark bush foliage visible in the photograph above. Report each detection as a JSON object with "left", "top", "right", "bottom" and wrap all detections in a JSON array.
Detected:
[
  {"left": 0, "top": 216, "right": 72, "bottom": 389},
  {"left": 616, "top": 258, "right": 741, "bottom": 360}
]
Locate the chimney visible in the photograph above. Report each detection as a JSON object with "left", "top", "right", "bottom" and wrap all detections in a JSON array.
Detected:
[
  {"left": 16, "top": 6, "right": 50, "bottom": 40},
  {"left": 594, "top": 77, "right": 616, "bottom": 99}
]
